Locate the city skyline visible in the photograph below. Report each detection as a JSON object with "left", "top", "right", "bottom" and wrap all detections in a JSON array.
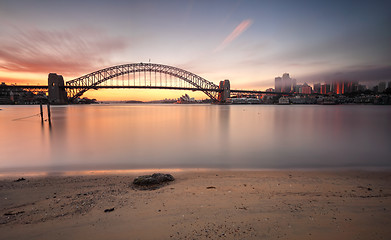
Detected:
[{"left": 1, "top": 0, "right": 391, "bottom": 100}]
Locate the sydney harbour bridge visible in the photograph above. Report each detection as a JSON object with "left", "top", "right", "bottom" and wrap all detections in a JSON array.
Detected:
[{"left": 2, "top": 62, "right": 289, "bottom": 104}]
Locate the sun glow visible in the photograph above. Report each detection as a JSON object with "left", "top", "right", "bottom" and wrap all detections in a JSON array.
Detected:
[
  {"left": 0, "top": 70, "right": 47, "bottom": 85},
  {"left": 83, "top": 89, "right": 208, "bottom": 102}
]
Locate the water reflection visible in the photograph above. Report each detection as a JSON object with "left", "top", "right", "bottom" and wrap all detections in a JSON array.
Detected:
[{"left": 1, "top": 104, "right": 390, "bottom": 172}]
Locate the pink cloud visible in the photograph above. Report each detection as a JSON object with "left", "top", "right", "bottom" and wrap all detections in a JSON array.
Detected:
[
  {"left": 214, "top": 19, "right": 253, "bottom": 53},
  {"left": 0, "top": 27, "right": 128, "bottom": 76}
]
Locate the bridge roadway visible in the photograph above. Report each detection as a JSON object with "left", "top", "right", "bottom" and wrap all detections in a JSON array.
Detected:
[{"left": 1, "top": 84, "right": 293, "bottom": 95}]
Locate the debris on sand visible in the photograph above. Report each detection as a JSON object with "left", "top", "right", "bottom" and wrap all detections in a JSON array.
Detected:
[
  {"left": 132, "top": 173, "right": 175, "bottom": 190},
  {"left": 104, "top": 208, "right": 115, "bottom": 213},
  {"left": 14, "top": 178, "right": 26, "bottom": 182}
]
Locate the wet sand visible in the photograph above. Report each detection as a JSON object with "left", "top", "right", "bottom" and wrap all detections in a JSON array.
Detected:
[{"left": 0, "top": 169, "right": 390, "bottom": 240}]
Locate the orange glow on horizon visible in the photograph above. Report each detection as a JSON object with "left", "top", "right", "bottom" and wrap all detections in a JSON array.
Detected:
[
  {"left": 83, "top": 89, "right": 209, "bottom": 101},
  {"left": 0, "top": 70, "right": 47, "bottom": 85}
]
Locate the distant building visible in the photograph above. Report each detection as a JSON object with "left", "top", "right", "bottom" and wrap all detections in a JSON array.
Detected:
[
  {"left": 344, "top": 81, "right": 359, "bottom": 93},
  {"left": 331, "top": 81, "right": 359, "bottom": 94},
  {"left": 278, "top": 96, "right": 290, "bottom": 104},
  {"left": 313, "top": 83, "right": 321, "bottom": 93},
  {"left": 266, "top": 88, "right": 274, "bottom": 92},
  {"left": 275, "top": 77, "right": 282, "bottom": 92},
  {"left": 275, "top": 73, "right": 294, "bottom": 93},
  {"left": 378, "top": 82, "right": 386, "bottom": 92},
  {"left": 358, "top": 84, "right": 367, "bottom": 92},
  {"left": 294, "top": 84, "right": 302, "bottom": 93},
  {"left": 177, "top": 94, "right": 195, "bottom": 104},
  {"left": 332, "top": 81, "right": 344, "bottom": 94},
  {"left": 291, "top": 78, "right": 297, "bottom": 93},
  {"left": 300, "top": 83, "right": 312, "bottom": 94},
  {"left": 282, "top": 73, "right": 292, "bottom": 92},
  {"left": 320, "top": 84, "right": 331, "bottom": 94}
]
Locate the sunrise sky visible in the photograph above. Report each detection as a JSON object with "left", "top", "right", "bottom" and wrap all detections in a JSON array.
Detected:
[{"left": 1, "top": 0, "right": 390, "bottom": 100}]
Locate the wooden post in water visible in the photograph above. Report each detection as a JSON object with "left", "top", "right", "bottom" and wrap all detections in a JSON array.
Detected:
[
  {"left": 40, "top": 104, "right": 44, "bottom": 123},
  {"left": 47, "top": 103, "right": 51, "bottom": 124}
]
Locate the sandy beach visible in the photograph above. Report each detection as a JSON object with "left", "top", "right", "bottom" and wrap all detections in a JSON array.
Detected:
[{"left": 0, "top": 169, "right": 390, "bottom": 240}]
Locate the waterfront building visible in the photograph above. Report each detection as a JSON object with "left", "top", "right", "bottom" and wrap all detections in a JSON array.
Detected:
[{"left": 278, "top": 96, "right": 290, "bottom": 104}]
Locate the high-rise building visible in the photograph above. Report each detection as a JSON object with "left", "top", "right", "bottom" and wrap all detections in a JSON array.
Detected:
[
  {"left": 320, "top": 84, "right": 331, "bottom": 94},
  {"left": 291, "top": 78, "right": 297, "bottom": 93},
  {"left": 343, "top": 81, "right": 358, "bottom": 93},
  {"left": 331, "top": 81, "right": 361, "bottom": 94},
  {"left": 275, "top": 77, "right": 282, "bottom": 92},
  {"left": 282, "top": 73, "right": 292, "bottom": 92},
  {"left": 332, "top": 81, "right": 344, "bottom": 94},
  {"left": 313, "top": 83, "right": 321, "bottom": 93},
  {"left": 275, "top": 73, "right": 294, "bottom": 92}
]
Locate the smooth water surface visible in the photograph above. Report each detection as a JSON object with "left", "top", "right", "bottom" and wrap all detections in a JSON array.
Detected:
[{"left": 0, "top": 104, "right": 390, "bottom": 172}]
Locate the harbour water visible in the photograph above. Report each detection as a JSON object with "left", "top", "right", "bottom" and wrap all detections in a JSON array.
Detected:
[{"left": 0, "top": 104, "right": 390, "bottom": 172}]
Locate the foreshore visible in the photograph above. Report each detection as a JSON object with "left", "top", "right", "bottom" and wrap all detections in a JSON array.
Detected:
[{"left": 1, "top": 169, "right": 390, "bottom": 240}]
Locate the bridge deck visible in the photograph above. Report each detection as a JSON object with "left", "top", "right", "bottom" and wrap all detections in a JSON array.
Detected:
[{"left": 1, "top": 85, "right": 297, "bottom": 95}]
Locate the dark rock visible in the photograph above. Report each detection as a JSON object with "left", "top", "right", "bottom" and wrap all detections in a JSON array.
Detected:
[
  {"left": 206, "top": 186, "right": 216, "bottom": 189},
  {"left": 132, "top": 173, "right": 175, "bottom": 190},
  {"left": 104, "top": 208, "right": 114, "bottom": 213},
  {"left": 14, "top": 178, "right": 26, "bottom": 182},
  {"left": 4, "top": 211, "right": 25, "bottom": 216}
]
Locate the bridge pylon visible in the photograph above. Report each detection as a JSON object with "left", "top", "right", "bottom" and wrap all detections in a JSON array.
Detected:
[
  {"left": 48, "top": 73, "right": 67, "bottom": 104},
  {"left": 218, "top": 79, "right": 230, "bottom": 103}
]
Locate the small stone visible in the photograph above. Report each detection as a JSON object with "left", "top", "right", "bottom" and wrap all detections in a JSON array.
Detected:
[{"left": 104, "top": 208, "right": 115, "bottom": 213}]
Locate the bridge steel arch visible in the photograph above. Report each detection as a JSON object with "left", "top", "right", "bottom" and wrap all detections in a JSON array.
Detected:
[{"left": 66, "top": 63, "right": 220, "bottom": 102}]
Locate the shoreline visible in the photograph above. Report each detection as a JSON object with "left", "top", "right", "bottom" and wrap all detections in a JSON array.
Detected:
[
  {"left": 1, "top": 166, "right": 391, "bottom": 179},
  {"left": 1, "top": 169, "right": 390, "bottom": 239}
]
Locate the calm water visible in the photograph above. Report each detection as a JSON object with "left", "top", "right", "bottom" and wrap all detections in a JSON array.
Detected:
[{"left": 0, "top": 104, "right": 390, "bottom": 172}]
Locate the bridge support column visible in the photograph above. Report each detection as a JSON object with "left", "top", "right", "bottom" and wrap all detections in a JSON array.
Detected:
[
  {"left": 48, "top": 73, "right": 67, "bottom": 104},
  {"left": 218, "top": 79, "right": 230, "bottom": 103}
]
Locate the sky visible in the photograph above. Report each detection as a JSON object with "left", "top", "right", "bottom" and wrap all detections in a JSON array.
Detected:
[{"left": 0, "top": 0, "right": 390, "bottom": 100}]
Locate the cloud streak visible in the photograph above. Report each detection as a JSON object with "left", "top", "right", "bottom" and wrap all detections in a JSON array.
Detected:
[
  {"left": 0, "top": 27, "right": 128, "bottom": 77},
  {"left": 214, "top": 19, "right": 253, "bottom": 53}
]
